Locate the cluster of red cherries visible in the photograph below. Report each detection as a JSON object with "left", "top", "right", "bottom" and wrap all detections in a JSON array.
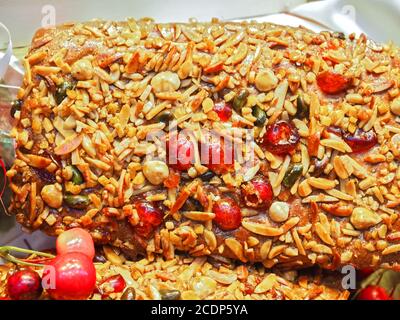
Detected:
[{"left": 3, "top": 228, "right": 126, "bottom": 300}]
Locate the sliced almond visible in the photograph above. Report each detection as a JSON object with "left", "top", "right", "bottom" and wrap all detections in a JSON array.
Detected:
[
  {"left": 242, "top": 220, "right": 283, "bottom": 237},
  {"left": 333, "top": 157, "right": 349, "bottom": 179},
  {"left": 298, "top": 179, "right": 312, "bottom": 197},
  {"left": 315, "top": 223, "right": 335, "bottom": 246},
  {"left": 183, "top": 211, "right": 215, "bottom": 221},
  {"left": 312, "top": 244, "right": 333, "bottom": 255},
  {"left": 382, "top": 244, "right": 400, "bottom": 255},
  {"left": 24, "top": 154, "right": 52, "bottom": 168},
  {"left": 302, "top": 194, "right": 339, "bottom": 203},
  {"left": 307, "top": 177, "right": 336, "bottom": 190},
  {"left": 282, "top": 217, "right": 300, "bottom": 232},
  {"left": 260, "top": 240, "right": 272, "bottom": 260},
  {"left": 254, "top": 274, "right": 277, "bottom": 293},
  {"left": 206, "top": 269, "right": 238, "bottom": 284},
  {"left": 358, "top": 176, "right": 376, "bottom": 190},
  {"left": 204, "top": 229, "right": 217, "bottom": 251},
  {"left": 268, "top": 244, "right": 287, "bottom": 259},
  {"left": 103, "top": 246, "right": 126, "bottom": 265},
  {"left": 54, "top": 134, "right": 83, "bottom": 155},
  {"left": 325, "top": 188, "right": 353, "bottom": 201},
  {"left": 320, "top": 138, "right": 352, "bottom": 153},
  {"left": 224, "top": 238, "right": 247, "bottom": 262}
]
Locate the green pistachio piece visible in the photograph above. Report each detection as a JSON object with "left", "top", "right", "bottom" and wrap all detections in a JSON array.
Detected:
[
  {"left": 55, "top": 81, "right": 75, "bottom": 105},
  {"left": 252, "top": 105, "right": 267, "bottom": 127},
  {"left": 120, "top": 287, "right": 136, "bottom": 300},
  {"left": 154, "top": 110, "right": 174, "bottom": 131},
  {"left": 70, "top": 165, "right": 84, "bottom": 185},
  {"left": 159, "top": 289, "right": 181, "bottom": 300},
  {"left": 232, "top": 89, "right": 249, "bottom": 113},
  {"left": 295, "top": 96, "right": 309, "bottom": 119},
  {"left": 282, "top": 164, "right": 303, "bottom": 188},
  {"left": 63, "top": 194, "right": 90, "bottom": 209}
]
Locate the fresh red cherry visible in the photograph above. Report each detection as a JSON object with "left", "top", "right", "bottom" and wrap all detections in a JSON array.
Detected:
[
  {"left": 242, "top": 178, "right": 273, "bottom": 208},
  {"left": 56, "top": 228, "right": 95, "bottom": 260},
  {"left": 43, "top": 252, "right": 96, "bottom": 300},
  {"left": 357, "top": 267, "right": 375, "bottom": 280},
  {"left": 202, "top": 139, "right": 235, "bottom": 174},
  {"left": 7, "top": 269, "right": 42, "bottom": 300},
  {"left": 317, "top": 71, "right": 350, "bottom": 94},
  {"left": 357, "top": 286, "right": 392, "bottom": 300},
  {"left": 99, "top": 274, "right": 126, "bottom": 298},
  {"left": 212, "top": 197, "right": 242, "bottom": 231},
  {"left": 343, "top": 129, "right": 377, "bottom": 153},
  {"left": 213, "top": 101, "right": 232, "bottom": 122},
  {"left": 134, "top": 202, "right": 163, "bottom": 238},
  {"left": 261, "top": 121, "right": 300, "bottom": 155},
  {"left": 168, "top": 135, "right": 195, "bottom": 171}
]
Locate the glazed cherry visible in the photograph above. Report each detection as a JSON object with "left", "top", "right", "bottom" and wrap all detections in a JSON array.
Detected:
[
  {"left": 343, "top": 129, "right": 377, "bottom": 153},
  {"left": 43, "top": 252, "right": 96, "bottom": 300},
  {"left": 324, "top": 126, "right": 343, "bottom": 137},
  {"left": 7, "top": 269, "right": 43, "bottom": 300},
  {"left": 317, "top": 71, "right": 350, "bottom": 95},
  {"left": 202, "top": 139, "right": 235, "bottom": 174},
  {"left": 212, "top": 197, "right": 242, "bottom": 231},
  {"left": 168, "top": 135, "right": 195, "bottom": 171},
  {"left": 357, "top": 286, "right": 392, "bottom": 300},
  {"left": 99, "top": 274, "right": 126, "bottom": 297},
  {"left": 262, "top": 121, "right": 300, "bottom": 155},
  {"left": 213, "top": 101, "right": 232, "bottom": 122},
  {"left": 134, "top": 202, "right": 163, "bottom": 238},
  {"left": 56, "top": 228, "right": 95, "bottom": 260},
  {"left": 242, "top": 178, "right": 273, "bottom": 208}
]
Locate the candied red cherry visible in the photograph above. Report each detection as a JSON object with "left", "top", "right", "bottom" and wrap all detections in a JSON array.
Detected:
[
  {"left": 7, "top": 269, "right": 43, "bottom": 300},
  {"left": 168, "top": 135, "right": 195, "bottom": 171},
  {"left": 343, "top": 129, "right": 377, "bottom": 153},
  {"left": 202, "top": 139, "right": 235, "bottom": 174},
  {"left": 212, "top": 197, "right": 242, "bottom": 231},
  {"left": 213, "top": 101, "right": 232, "bottom": 122},
  {"left": 242, "top": 178, "right": 273, "bottom": 208},
  {"left": 324, "top": 126, "right": 343, "bottom": 137},
  {"left": 317, "top": 71, "right": 350, "bottom": 95},
  {"left": 43, "top": 252, "right": 96, "bottom": 300},
  {"left": 262, "top": 121, "right": 300, "bottom": 155},
  {"left": 134, "top": 202, "right": 163, "bottom": 238},
  {"left": 357, "top": 267, "right": 375, "bottom": 280},
  {"left": 99, "top": 274, "right": 126, "bottom": 298},
  {"left": 56, "top": 228, "right": 95, "bottom": 260},
  {"left": 357, "top": 286, "right": 392, "bottom": 300}
]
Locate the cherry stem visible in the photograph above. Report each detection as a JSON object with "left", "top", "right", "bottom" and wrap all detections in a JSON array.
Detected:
[{"left": 0, "top": 246, "right": 55, "bottom": 267}]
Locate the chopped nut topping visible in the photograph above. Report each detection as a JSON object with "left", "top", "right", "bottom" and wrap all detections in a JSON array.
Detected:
[{"left": 8, "top": 18, "right": 400, "bottom": 271}]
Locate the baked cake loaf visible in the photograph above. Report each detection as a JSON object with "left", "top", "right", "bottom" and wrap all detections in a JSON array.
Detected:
[{"left": 7, "top": 18, "right": 400, "bottom": 270}]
